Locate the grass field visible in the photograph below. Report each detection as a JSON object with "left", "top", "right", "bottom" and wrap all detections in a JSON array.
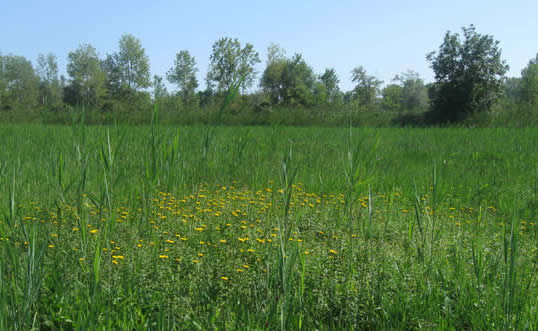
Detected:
[{"left": 1, "top": 121, "right": 537, "bottom": 329}]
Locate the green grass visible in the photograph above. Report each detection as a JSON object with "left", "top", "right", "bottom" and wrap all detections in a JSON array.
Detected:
[{"left": 1, "top": 123, "right": 538, "bottom": 330}]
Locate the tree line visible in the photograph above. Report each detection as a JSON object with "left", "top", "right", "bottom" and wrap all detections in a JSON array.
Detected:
[{"left": 1, "top": 25, "right": 538, "bottom": 123}]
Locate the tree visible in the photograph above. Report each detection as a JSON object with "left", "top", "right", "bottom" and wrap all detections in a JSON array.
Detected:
[
  {"left": 503, "top": 77, "right": 522, "bottom": 104},
  {"left": 319, "top": 68, "right": 341, "bottom": 104},
  {"left": 114, "top": 34, "right": 151, "bottom": 95},
  {"left": 426, "top": 25, "right": 509, "bottom": 120},
  {"left": 313, "top": 82, "right": 328, "bottom": 105},
  {"left": 67, "top": 44, "right": 107, "bottom": 106},
  {"left": 167, "top": 50, "right": 198, "bottom": 104},
  {"left": 261, "top": 52, "right": 317, "bottom": 107},
  {"left": 37, "top": 53, "right": 58, "bottom": 84},
  {"left": 260, "top": 43, "right": 287, "bottom": 105},
  {"left": 36, "top": 53, "right": 62, "bottom": 107},
  {"left": 266, "top": 43, "right": 286, "bottom": 64},
  {"left": 350, "top": 66, "right": 383, "bottom": 108},
  {"left": 101, "top": 54, "right": 123, "bottom": 99},
  {"left": 520, "top": 53, "right": 538, "bottom": 105},
  {"left": 0, "top": 54, "right": 39, "bottom": 110},
  {"left": 393, "top": 70, "right": 428, "bottom": 112},
  {"left": 206, "top": 37, "right": 261, "bottom": 93},
  {"left": 152, "top": 75, "right": 168, "bottom": 102},
  {"left": 280, "top": 54, "right": 316, "bottom": 106},
  {"left": 381, "top": 84, "right": 403, "bottom": 112},
  {"left": 0, "top": 53, "right": 6, "bottom": 109}
]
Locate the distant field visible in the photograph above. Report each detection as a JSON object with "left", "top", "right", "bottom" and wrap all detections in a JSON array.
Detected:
[{"left": 1, "top": 124, "right": 537, "bottom": 329}]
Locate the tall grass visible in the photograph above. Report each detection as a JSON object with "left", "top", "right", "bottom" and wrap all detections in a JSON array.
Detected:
[{"left": 0, "top": 124, "right": 537, "bottom": 329}]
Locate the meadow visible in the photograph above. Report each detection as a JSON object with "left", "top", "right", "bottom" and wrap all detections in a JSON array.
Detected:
[{"left": 0, "top": 120, "right": 537, "bottom": 330}]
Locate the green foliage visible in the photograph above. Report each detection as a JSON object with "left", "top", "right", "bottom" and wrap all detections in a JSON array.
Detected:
[
  {"left": 2, "top": 29, "right": 537, "bottom": 124},
  {"left": 266, "top": 42, "right": 286, "bottom": 64},
  {"left": 281, "top": 54, "right": 316, "bottom": 106},
  {"left": 66, "top": 44, "right": 107, "bottom": 107},
  {"left": 503, "top": 77, "right": 522, "bottom": 103},
  {"left": 167, "top": 50, "right": 198, "bottom": 104},
  {"left": 393, "top": 70, "right": 429, "bottom": 112},
  {"left": 101, "top": 54, "right": 124, "bottom": 101},
  {"left": 36, "top": 53, "right": 62, "bottom": 109},
  {"left": 114, "top": 34, "right": 151, "bottom": 94},
  {"left": 261, "top": 51, "right": 317, "bottom": 107},
  {"left": 207, "top": 37, "right": 261, "bottom": 93},
  {"left": 381, "top": 84, "right": 402, "bottom": 112},
  {"left": 427, "top": 25, "right": 509, "bottom": 120},
  {"left": 94, "top": 34, "right": 152, "bottom": 112},
  {"left": 519, "top": 53, "right": 538, "bottom": 106},
  {"left": 350, "top": 66, "right": 383, "bottom": 108},
  {"left": 1, "top": 125, "right": 538, "bottom": 329},
  {"left": 260, "top": 43, "right": 287, "bottom": 105},
  {"left": 313, "top": 81, "right": 328, "bottom": 105},
  {"left": 319, "top": 68, "right": 341, "bottom": 104},
  {"left": 0, "top": 54, "right": 40, "bottom": 111},
  {"left": 152, "top": 75, "right": 168, "bottom": 102},
  {"left": 0, "top": 53, "right": 5, "bottom": 108}
]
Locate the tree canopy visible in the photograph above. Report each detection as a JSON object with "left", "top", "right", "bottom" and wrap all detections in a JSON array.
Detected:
[
  {"left": 207, "top": 37, "right": 261, "bottom": 93},
  {"left": 66, "top": 44, "right": 106, "bottom": 106},
  {"left": 427, "top": 25, "right": 509, "bottom": 120},
  {"left": 351, "top": 66, "right": 383, "bottom": 108},
  {"left": 520, "top": 53, "right": 538, "bottom": 106},
  {"left": 0, "top": 54, "right": 39, "bottom": 110},
  {"left": 114, "top": 34, "right": 151, "bottom": 94},
  {"left": 319, "top": 68, "right": 341, "bottom": 104},
  {"left": 2, "top": 27, "right": 537, "bottom": 126},
  {"left": 167, "top": 50, "right": 198, "bottom": 103},
  {"left": 36, "top": 53, "right": 62, "bottom": 107}
]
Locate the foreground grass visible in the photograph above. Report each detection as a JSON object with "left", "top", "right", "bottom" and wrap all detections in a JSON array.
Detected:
[{"left": 1, "top": 124, "right": 538, "bottom": 329}]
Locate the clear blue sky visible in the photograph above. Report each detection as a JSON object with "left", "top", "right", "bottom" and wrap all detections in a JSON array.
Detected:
[{"left": 2, "top": 0, "right": 537, "bottom": 92}]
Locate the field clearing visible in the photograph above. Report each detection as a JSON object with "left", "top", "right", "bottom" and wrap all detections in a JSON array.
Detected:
[{"left": 1, "top": 124, "right": 537, "bottom": 329}]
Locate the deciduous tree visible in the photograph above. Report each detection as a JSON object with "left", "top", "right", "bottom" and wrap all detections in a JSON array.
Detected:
[
  {"left": 153, "top": 74, "right": 168, "bottom": 101},
  {"left": 0, "top": 53, "right": 6, "bottom": 109},
  {"left": 101, "top": 54, "right": 123, "bottom": 99},
  {"left": 426, "top": 25, "right": 508, "bottom": 120},
  {"left": 503, "top": 77, "right": 521, "bottom": 103},
  {"left": 381, "top": 84, "right": 403, "bottom": 112},
  {"left": 351, "top": 66, "right": 383, "bottom": 108},
  {"left": 393, "top": 70, "right": 428, "bottom": 112},
  {"left": 281, "top": 54, "right": 315, "bottom": 106},
  {"left": 519, "top": 53, "right": 538, "bottom": 105},
  {"left": 207, "top": 37, "right": 260, "bottom": 93},
  {"left": 0, "top": 54, "right": 39, "bottom": 110},
  {"left": 114, "top": 34, "right": 151, "bottom": 94},
  {"left": 319, "top": 68, "right": 341, "bottom": 104},
  {"left": 260, "top": 43, "right": 287, "bottom": 104},
  {"left": 167, "top": 50, "right": 198, "bottom": 104},
  {"left": 36, "top": 53, "right": 62, "bottom": 107},
  {"left": 67, "top": 44, "right": 107, "bottom": 106}
]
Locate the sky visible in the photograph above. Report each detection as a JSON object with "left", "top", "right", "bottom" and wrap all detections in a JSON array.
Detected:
[{"left": 1, "top": 0, "right": 538, "bottom": 92}]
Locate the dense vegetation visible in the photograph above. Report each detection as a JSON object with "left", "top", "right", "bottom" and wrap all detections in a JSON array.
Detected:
[
  {"left": 1, "top": 121, "right": 538, "bottom": 329},
  {"left": 1, "top": 25, "right": 538, "bottom": 126},
  {"left": 2, "top": 22, "right": 538, "bottom": 329}
]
